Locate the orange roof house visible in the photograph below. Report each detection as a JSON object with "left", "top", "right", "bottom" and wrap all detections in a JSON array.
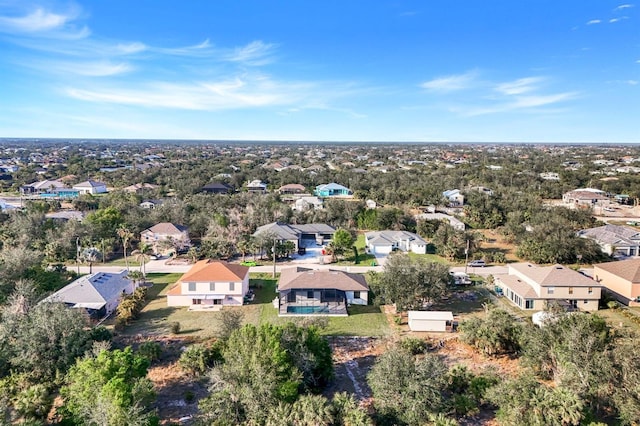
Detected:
[{"left": 166, "top": 260, "right": 250, "bottom": 309}]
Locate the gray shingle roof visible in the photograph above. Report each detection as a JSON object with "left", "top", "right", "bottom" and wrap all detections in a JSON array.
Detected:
[{"left": 41, "top": 271, "right": 131, "bottom": 309}]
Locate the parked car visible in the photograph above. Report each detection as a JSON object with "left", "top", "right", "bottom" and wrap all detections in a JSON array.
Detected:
[{"left": 468, "top": 259, "right": 486, "bottom": 267}]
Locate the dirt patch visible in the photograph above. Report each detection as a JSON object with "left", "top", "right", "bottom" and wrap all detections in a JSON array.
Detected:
[
  {"left": 115, "top": 335, "right": 208, "bottom": 425},
  {"left": 324, "top": 336, "right": 388, "bottom": 410}
]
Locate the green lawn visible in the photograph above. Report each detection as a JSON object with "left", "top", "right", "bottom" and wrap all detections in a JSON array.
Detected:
[
  {"left": 407, "top": 252, "right": 451, "bottom": 264},
  {"left": 117, "top": 272, "right": 390, "bottom": 339}
]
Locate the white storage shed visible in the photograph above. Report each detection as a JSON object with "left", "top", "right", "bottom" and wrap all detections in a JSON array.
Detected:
[{"left": 408, "top": 311, "right": 454, "bottom": 332}]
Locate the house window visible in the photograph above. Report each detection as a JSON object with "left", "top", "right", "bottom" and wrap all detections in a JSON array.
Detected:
[
  {"left": 525, "top": 299, "right": 534, "bottom": 309},
  {"left": 569, "top": 287, "right": 573, "bottom": 295},
  {"left": 192, "top": 299, "right": 202, "bottom": 305},
  {"left": 547, "top": 287, "right": 555, "bottom": 295},
  {"left": 353, "top": 291, "right": 361, "bottom": 299},
  {"left": 588, "top": 287, "right": 593, "bottom": 294},
  {"left": 188, "top": 282, "right": 196, "bottom": 292},
  {"left": 229, "top": 282, "right": 235, "bottom": 291},
  {"left": 209, "top": 282, "right": 216, "bottom": 292},
  {"left": 307, "top": 290, "right": 314, "bottom": 299},
  {"left": 584, "top": 300, "right": 588, "bottom": 304}
]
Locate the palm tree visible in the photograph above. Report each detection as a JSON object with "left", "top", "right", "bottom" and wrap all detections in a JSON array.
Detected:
[
  {"left": 132, "top": 242, "right": 153, "bottom": 276},
  {"left": 236, "top": 238, "right": 251, "bottom": 263},
  {"left": 187, "top": 246, "right": 200, "bottom": 264},
  {"left": 116, "top": 226, "right": 134, "bottom": 271},
  {"left": 127, "top": 270, "right": 144, "bottom": 288},
  {"left": 79, "top": 247, "right": 100, "bottom": 274}
]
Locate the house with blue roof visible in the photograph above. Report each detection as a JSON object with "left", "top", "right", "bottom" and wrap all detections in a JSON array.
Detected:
[{"left": 314, "top": 183, "right": 353, "bottom": 198}]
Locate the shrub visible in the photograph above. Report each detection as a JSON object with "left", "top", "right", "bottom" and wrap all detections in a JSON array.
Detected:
[
  {"left": 178, "top": 343, "right": 224, "bottom": 376},
  {"left": 398, "top": 337, "right": 427, "bottom": 355},
  {"left": 138, "top": 341, "right": 162, "bottom": 362},
  {"left": 169, "top": 321, "right": 181, "bottom": 334},
  {"left": 607, "top": 300, "right": 619, "bottom": 310}
]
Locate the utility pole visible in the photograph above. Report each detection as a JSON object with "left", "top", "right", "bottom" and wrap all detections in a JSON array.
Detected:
[
  {"left": 272, "top": 238, "right": 277, "bottom": 278},
  {"left": 76, "top": 237, "right": 80, "bottom": 275},
  {"left": 464, "top": 239, "right": 470, "bottom": 275}
]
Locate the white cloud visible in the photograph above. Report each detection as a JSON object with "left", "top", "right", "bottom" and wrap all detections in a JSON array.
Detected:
[
  {"left": 64, "top": 74, "right": 318, "bottom": 110},
  {"left": 57, "top": 61, "right": 133, "bottom": 77},
  {"left": 614, "top": 4, "right": 634, "bottom": 10},
  {"left": 420, "top": 71, "right": 477, "bottom": 92},
  {"left": 0, "top": 8, "right": 69, "bottom": 32},
  {"left": 225, "top": 40, "right": 277, "bottom": 65},
  {"left": 495, "top": 77, "right": 544, "bottom": 95},
  {"left": 0, "top": 6, "right": 88, "bottom": 39},
  {"left": 115, "top": 42, "right": 147, "bottom": 55},
  {"left": 627, "top": 80, "right": 639, "bottom": 85},
  {"left": 586, "top": 19, "right": 602, "bottom": 25}
]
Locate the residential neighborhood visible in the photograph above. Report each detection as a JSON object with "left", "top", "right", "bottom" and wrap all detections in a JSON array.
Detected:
[{"left": 2, "top": 140, "right": 640, "bottom": 424}]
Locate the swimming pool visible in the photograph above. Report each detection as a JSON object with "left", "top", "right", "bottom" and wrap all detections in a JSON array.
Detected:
[{"left": 286, "top": 305, "right": 329, "bottom": 314}]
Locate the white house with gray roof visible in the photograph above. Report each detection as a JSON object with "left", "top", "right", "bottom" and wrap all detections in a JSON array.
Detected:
[
  {"left": 415, "top": 212, "right": 465, "bottom": 231},
  {"left": 365, "top": 230, "right": 427, "bottom": 255},
  {"left": 578, "top": 224, "right": 640, "bottom": 257},
  {"left": 253, "top": 222, "right": 336, "bottom": 250},
  {"left": 40, "top": 271, "right": 134, "bottom": 319},
  {"left": 495, "top": 263, "right": 601, "bottom": 311}
]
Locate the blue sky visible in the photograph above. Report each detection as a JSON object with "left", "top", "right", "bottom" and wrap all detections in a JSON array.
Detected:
[{"left": 0, "top": 1, "right": 638, "bottom": 142}]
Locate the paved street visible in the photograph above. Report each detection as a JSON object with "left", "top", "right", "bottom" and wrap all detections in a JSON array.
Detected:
[{"left": 77, "top": 258, "right": 509, "bottom": 277}]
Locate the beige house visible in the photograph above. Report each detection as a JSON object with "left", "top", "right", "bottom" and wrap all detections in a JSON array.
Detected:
[
  {"left": 140, "top": 222, "right": 191, "bottom": 253},
  {"left": 593, "top": 259, "right": 640, "bottom": 306},
  {"left": 495, "top": 263, "right": 601, "bottom": 311},
  {"left": 166, "top": 260, "right": 249, "bottom": 309}
]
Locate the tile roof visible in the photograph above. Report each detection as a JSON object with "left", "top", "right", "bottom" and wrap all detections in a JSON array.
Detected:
[
  {"left": 178, "top": 259, "right": 249, "bottom": 283},
  {"left": 595, "top": 258, "right": 640, "bottom": 283},
  {"left": 278, "top": 267, "right": 368, "bottom": 291}
]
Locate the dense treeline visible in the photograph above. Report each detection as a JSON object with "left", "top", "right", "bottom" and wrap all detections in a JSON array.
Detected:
[{"left": 458, "top": 308, "right": 640, "bottom": 425}]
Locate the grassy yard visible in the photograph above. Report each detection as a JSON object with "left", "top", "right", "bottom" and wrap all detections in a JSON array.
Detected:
[{"left": 118, "top": 272, "right": 391, "bottom": 339}]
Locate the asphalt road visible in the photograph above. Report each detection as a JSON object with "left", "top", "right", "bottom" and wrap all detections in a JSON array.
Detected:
[{"left": 77, "top": 258, "right": 509, "bottom": 277}]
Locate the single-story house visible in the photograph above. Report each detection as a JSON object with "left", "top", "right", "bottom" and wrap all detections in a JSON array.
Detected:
[
  {"left": 246, "top": 179, "right": 267, "bottom": 193},
  {"left": 139, "top": 199, "right": 164, "bottom": 209},
  {"left": 365, "top": 230, "right": 427, "bottom": 255},
  {"left": 123, "top": 183, "right": 158, "bottom": 193},
  {"left": 443, "top": 189, "right": 464, "bottom": 206},
  {"left": 278, "top": 183, "right": 306, "bottom": 195},
  {"left": 408, "top": 311, "right": 454, "bottom": 332},
  {"left": 277, "top": 267, "right": 369, "bottom": 316},
  {"left": 593, "top": 258, "right": 640, "bottom": 306},
  {"left": 578, "top": 224, "right": 640, "bottom": 257},
  {"left": 415, "top": 212, "right": 466, "bottom": 231},
  {"left": 293, "top": 196, "right": 324, "bottom": 211},
  {"left": 73, "top": 180, "right": 108, "bottom": 195},
  {"left": 314, "top": 183, "right": 353, "bottom": 198},
  {"left": 202, "top": 182, "right": 234, "bottom": 194},
  {"left": 141, "top": 222, "right": 191, "bottom": 253},
  {"left": 166, "top": 260, "right": 250, "bottom": 309},
  {"left": 495, "top": 263, "right": 601, "bottom": 311},
  {"left": 562, "top": 188, "right": 610, "bottom": 208},
  {"left": 40, "top": 271, "right": 135, "bottom": 319},
  {"left": 253, "top": 222, "right": 336, "bottom": 251},
  {"left": 20, "top": 179, "right": 66, "bottom": 194}
]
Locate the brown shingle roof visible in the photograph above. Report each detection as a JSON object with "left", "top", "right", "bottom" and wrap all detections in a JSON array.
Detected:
[
  {"left": 145, "top": 222, "right": 188, "bottom": 234},
  {"left": 510, "top": 263, "right": 596, "bottom": 287},
  {"left": 496, "top": 274, "right": 538, "bottom": 298},
  {"left": 595, "top": 259, "right": 640, "bottom": 283},
  {"left": 278, "top": 267, "right": 368, "bottom": 291}
]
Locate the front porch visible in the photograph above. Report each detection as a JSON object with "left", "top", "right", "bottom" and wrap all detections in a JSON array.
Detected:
[{"left": 277, "top": 288, "right": 349, "bottom": 316}]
